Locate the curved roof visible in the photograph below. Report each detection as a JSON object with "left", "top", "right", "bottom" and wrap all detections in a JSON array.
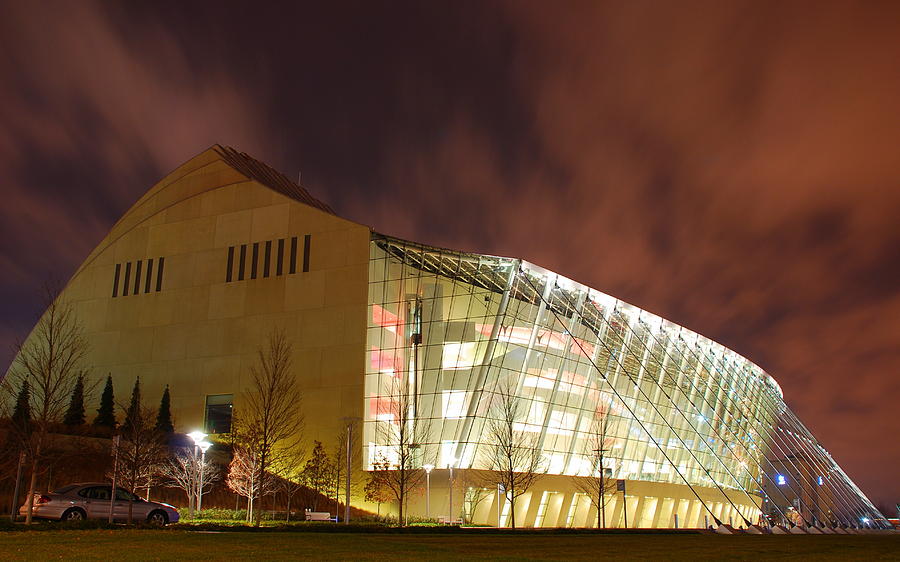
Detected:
[{"left": 213, "top": 145, "right": 335, "bottom": 214}]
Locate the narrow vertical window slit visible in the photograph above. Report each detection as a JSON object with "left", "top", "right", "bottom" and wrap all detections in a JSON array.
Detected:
[
  {"left": 133, "top": 260, "right": 142, "bottom": 295},
  {"left": 112, "top": 264, "right": 121, "bottom": 298},
  {"left": 290, "top": 237, "right": 298, "bottom": 274},
  {"left": 123, "top": 262, "right": 132, "bottom": 296},
  {"left": 303, "top": 234, "right": 311, "bottom": 272},
  {"left": 155, "top": 257, "right": 165, "bottom": 292},
  {"left": 264, "top": 241, "right": 272, "bottom": 278},
  {"left": 251, "top": 242, "right": 259, "bottom": 279},
  {"left": 145, "top": 258, "right": 153, "bottom": 293}
]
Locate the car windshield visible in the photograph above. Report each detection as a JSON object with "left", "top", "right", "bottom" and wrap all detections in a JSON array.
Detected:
[{"left": 53, "top": 484, "right": 79, "bottom": 494}]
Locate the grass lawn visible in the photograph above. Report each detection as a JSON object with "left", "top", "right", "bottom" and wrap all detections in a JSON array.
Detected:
[{"left": 1, "top": 530, "right": 898, "bottom": 560}]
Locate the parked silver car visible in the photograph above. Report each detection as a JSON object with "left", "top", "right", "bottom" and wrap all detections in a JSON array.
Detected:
[{"left": 19, "top": 483, "right": 180, "bottom": 525}]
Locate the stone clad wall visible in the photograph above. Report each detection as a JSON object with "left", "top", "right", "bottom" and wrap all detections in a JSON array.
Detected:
[{"left": 19, "top": 148, "right": 370, "bottom": 444}]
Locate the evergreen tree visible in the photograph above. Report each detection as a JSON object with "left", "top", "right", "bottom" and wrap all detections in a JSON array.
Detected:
[
  {"left": 63, "top": 374, "right": 86, "bottom": 426},
  {"left": 11, "top": 379, "right": 31, "bottom": 436},
  {"left": 122, "top": 377, "right": 141, "bottom": 434},
  {"left": 302, "top": 441, "right": 333, "bottom": 511},
  {"left": 93, "top": 374, "right": 117, "bottom": 429},
  {"left": 154, "top": 385, "right": 174, "bottom": 434}
]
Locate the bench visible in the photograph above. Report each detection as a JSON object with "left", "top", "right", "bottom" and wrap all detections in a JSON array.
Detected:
[{"left": 304, "top": 510, "right": 337, "bottom": 522}]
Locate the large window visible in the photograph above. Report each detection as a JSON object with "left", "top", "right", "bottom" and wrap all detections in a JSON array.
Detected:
[{"left": 205, "top": 394, "right": 233, "bottom": 434}]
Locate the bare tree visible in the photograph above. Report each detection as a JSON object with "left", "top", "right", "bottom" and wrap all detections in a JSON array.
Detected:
[
  {"left": 161, "top": 450, "right": 220, "bottom": 516},
  {"left": 2, "top": 284, "right": 89, "bottom": 524},
  {"left": 234, "top": 329, "right": 304, "bottom": 525},
  {"left": 574, "top": 403, "right": 618, "bottom": 528},
  {"left": 226, "top": 436, "right": 275, "bottom": 522},
  {"left": 115, "top": 404, "right": 167, "bottom": 523},
  {"left": 460, "top": 472, "right": 493, "bottom": 524},
  {"left": 478, "top": 380, "right": 544, "bottom": 529},
  {"left": 271, "top": 438, "right": 306, "bottom": 520},
  {"left": 370, "top": 376, "right": 432, "bottom": 525}
]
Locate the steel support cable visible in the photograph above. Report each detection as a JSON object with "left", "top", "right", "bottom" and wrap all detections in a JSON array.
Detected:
[
  {"left": 633, "top": 326, "right": 845, "bottom": 528},
  {"left": 518, "top": 271, "right": 731, "bottom": 527},
  {"left": 777, "top": 407, "right": 884, "bottom": 527},
  {"left": 753, "top": 389, "right": 870, "bottom": 528},
  {"left": 633, "top": 331, "right": 788, "bottom": 525},
  {"left": 537, "top": 283, "right": 761, "bottom": 528},
  {"left": 624, "top": 325, "right": 800, "bottom": 527},
  {"left": 635, "top": 320, "right": 867, "bottom": 529},
  {"left": 764, "top": 410, "right": 864, "bottom": 527},
  {"left": 730, "top": 377, "right": 865, "bottom": 527},
  {"left": 685, "top": 358, "right": 859, "bottom": 528},
  {"left": 534, "top": 278, "right": 768, "bottom": 528},
  {"left": 782, "top": 409, "right": 885, "bottom": 523},
  {"left": 827, "top": 460, "right": 888, "bottom": 528}
]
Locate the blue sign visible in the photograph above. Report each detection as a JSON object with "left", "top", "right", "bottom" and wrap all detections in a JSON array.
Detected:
[{"left": 776, "top": 474, "right": 787, "bottom": 486}]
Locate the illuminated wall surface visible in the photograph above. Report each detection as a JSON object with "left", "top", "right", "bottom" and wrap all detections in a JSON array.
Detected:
[
  {"left": 364, "top": 234, "right": 887, "bottom": 528},
  {"left": 7, "top": 146, "right": 885, "bottom": 529}
]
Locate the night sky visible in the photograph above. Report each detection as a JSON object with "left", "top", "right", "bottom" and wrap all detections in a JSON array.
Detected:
[{"left": 1, "top": 1, "right": 898, "bottom": 509}]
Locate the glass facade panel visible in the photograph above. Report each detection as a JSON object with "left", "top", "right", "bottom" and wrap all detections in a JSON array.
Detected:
[{"left": 364, "top": 233, "right": 886, "bottom": 528}]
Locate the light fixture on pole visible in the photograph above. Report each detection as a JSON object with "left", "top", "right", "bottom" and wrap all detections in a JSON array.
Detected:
[
  {"left": 187, "top": 431, "right": 208, "bottom": 447},
  {"left": 196, "top": 441, "right": 212, "bottom": 514},
  {"left": 447, "top": 458, "right": 458, "bottom": 525},
  {"left": 187, "top": 431, "right": 208, "bottom": 517},
  {"left": 423, "top": 464, "right": 434, "bottom": 518},
  {"left": 108, "top": 435, "right": 120, "bottom": 524}
]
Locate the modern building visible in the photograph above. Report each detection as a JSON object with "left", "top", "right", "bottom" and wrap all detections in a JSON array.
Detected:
[{"left": 7, "top": 145, "right": 887, "bottom": 528}]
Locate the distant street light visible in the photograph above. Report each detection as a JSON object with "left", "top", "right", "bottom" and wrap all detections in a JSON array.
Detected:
[
  {"left": 423, "top": 464, "right": 435, "bottom": 518},
  {"left": 197, "top": 441, "right": 212, "bottom": 513}
]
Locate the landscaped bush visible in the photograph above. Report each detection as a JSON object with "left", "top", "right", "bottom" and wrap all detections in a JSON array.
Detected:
[{"left": 191, "top": 508, "right": 248, "bottom": 521}]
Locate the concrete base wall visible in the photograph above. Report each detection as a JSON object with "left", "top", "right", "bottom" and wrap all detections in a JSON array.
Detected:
[{"left": 371, "top": 470, "right": 762, "bottom": 528}]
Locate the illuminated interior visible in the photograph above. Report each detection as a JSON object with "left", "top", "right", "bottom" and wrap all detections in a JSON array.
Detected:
[{"left": 364, "top": 233, "right": 885, "bottom": 528}]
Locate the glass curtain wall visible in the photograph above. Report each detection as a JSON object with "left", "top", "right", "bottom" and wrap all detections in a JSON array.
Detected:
[{"left": 364, "top": 233, "right": 887, "bottom": 528}]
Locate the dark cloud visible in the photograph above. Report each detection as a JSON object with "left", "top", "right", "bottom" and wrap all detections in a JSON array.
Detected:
[{"left": 1, "top": 0, "right": 898, "bottom": 506}]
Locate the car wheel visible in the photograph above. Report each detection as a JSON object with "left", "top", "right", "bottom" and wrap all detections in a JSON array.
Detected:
[
  {"left": 147, "top": 510, "right": 169, "bottom": 526},
  {"left": 61, "top": 508, "right": 86, "bottom": 521}
]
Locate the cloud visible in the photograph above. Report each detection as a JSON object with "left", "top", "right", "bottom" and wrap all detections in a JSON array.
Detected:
[
  {"left": 0, "top": 0, "right": 269, "bottom": 365},
  {"left": 355, "top": 1, "right": 900, "bottom": 504},
  {"left": 0, "top": 0, "right": 896, "bottom": 508}
]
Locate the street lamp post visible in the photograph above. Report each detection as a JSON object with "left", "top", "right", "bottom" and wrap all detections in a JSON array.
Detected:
[
  {"left": 197, "top": 441, "right": 212, "bottom": 513},
  {"left": 447, "top": 458, "right": 457, "bottom": 525},
  {"left": 187, "top": 431, "right": 208, "bottom": 518},
  {"left": 423, "top": 464, "right": 434, "bottom": 518},
  {"left": 108, "top": 435, "right": 120, "bottom": 524}
]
